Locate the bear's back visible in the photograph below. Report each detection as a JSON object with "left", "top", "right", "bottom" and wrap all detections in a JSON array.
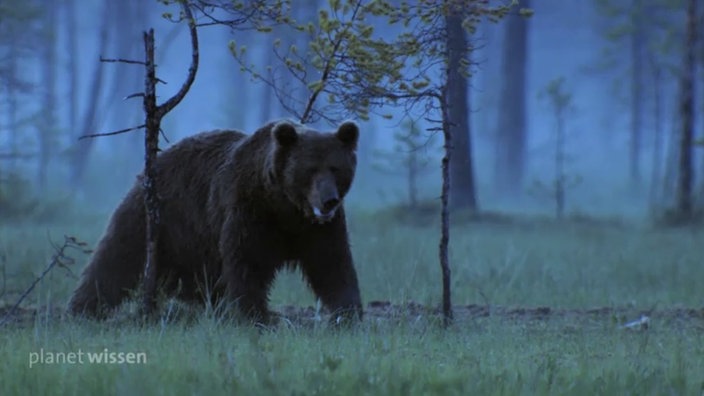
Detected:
[
  {"left": 161, "top": 129, "right": 246, "bottom": 161},
  {"left": 156, "top": 129, "right": 246, "bottom": 180},
  {"left": 149, "top": 130, "right": 247, "bottom": 217}
]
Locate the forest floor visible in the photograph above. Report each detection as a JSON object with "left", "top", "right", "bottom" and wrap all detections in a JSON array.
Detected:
[{"left": 1, "top": 208, "right": 703, "bottom": 395}]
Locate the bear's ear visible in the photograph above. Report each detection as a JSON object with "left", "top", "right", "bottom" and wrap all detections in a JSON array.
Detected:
[
  {"left": 273, "top": 122, "right": 298, "bottom": 147},
  {"left": 336, "top": 121, "right": 359, "bottom": 150}
]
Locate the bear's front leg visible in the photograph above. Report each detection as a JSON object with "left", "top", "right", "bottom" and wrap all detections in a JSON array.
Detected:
[
  {"left": 300, "top": 211, "right": 363, "bottom": 324},
  {"left": 219, "top": 216, "right": 279, "bottom": 325}
]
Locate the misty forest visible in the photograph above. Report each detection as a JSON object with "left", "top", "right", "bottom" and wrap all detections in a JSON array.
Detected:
[{"left": 1, "top": 0, "right": 703, "bottom": 394}]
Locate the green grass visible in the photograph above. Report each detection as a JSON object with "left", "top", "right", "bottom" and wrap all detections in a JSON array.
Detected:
[
  {"left": 1, "top": 209, "right": 703, "bottom": 395},
  {"left": 3, "top": 315, "right": 703, "bottom": 395}
]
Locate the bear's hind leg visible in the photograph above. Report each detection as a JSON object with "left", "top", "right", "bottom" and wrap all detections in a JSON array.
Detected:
[{"left": 68, "top": 189, "right": 146, "bottom": 317}]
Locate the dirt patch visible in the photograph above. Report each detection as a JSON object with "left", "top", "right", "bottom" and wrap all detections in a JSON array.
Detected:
[
  {"left": 2, "top": 301, "right": 703, "bottom": 329},
  {"left": 277, "top": 301, "right": 704, "bottom": 329}
]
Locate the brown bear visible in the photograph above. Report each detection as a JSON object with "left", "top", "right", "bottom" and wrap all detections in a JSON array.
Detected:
[{"left": 68, "top": 119, "right": 363, "bottom": 324}]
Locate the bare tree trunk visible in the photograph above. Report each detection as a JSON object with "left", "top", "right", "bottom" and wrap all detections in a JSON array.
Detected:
[
  {"left": 648, "top": 59, "right": 663, "bottom": 210},
  {"left": 438, "top": 90, "right": 453, "bottom": 327},
  {"left": 494, "top": 0, "right": 529, "bottom": 198},
  {"left": 38, "top": 0, "right": 58, "bottom": 193},
  {"left": 629, "top": 1, "right": 644, "bottom": 189},
  {"left": 555, "top": 102, "right": 565, "bottom": 220},
  {"left": 141, "top": 5, "right": 199, "bottom": 313},
  {"left": 445, "top": 12, "right": 477, "bottom": 211},
  {"left": 676, "top": 0, "right": 696, "bottom": 218},
  {"left": 6, "top": 42, "right": 19, "bottom": 173},
  {"left": 65, "top": 0, "right": 78, "bottom": 134},
  {"left": 69, "top": 0, "right": 111, "bottom": 191},
  {"left": 662, "top": 115, "right": 679, "bottom": 206},
  {"left": 142, "top": 29, "right": 160, "bottom": 313},
  {"left": 700, "top": 54, "right": 704, "bottom": 207},
  {"left": 543, "top": 78, "right": 571, "bottom": 219},
  {"left": 476, "top": 18, "right": 495, "bottom": 143},
  {"left": 700, "top": 86, "right": 704, "bottom": 208}
]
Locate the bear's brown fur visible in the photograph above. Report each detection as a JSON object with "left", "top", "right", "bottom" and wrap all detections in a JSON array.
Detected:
[{"left": 68, "top": 120, "right": 363, "bottom": 324}]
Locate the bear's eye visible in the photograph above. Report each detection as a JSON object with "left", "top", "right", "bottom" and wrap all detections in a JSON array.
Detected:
[{"left": 329, "top": 166, "right": 340, "bottom": 173}]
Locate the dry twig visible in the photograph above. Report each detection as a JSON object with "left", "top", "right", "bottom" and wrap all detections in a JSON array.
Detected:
[{"left": 0, "top": 236, "right": 89, "bottom": 326}]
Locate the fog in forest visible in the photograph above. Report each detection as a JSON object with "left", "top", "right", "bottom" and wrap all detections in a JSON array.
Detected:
[{"left": 1, "top": 0, "right": 702, "bottom": 221}]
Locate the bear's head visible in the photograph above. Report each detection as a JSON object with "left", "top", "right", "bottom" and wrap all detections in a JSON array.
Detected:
[{"left": 268, "top": 120, "right": 359, "bottom": 224}]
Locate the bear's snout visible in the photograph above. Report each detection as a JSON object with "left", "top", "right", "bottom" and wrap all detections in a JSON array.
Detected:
[
  {"left": 322, "top": 196, "right": 340, "bottom": 213},
  {"left": 309, "top": 175, "right": 341, "bottom": 223},
  {"left": 312, "top": 205, "right": 336, "bottom": 223}
]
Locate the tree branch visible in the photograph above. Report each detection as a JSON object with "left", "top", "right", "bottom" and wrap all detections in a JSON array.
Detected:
[
  {"left": 125, "top": 92, "right": 145, "bottom": 100},
  {"left": 0, "top": 236, "right": 88, "bottom": 327},
  {"left": 100, "top": 57, "right": 146, "bottom": 65},
  {"left": 188, "top": 0, "right": 289, "bottom": 30},
  {"left": 299, "top": 1, "right": 362, "bottom": 124},
  {"left": 79, "top": 124, "right": 146, "bottom": 140},
  {"left": 158, "top": 1, "right": 199, "bottom": 116}
]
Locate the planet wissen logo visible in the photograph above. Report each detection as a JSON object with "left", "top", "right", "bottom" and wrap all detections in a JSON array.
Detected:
[{"left": 28, "top": 348, "right": 147, "bottom": 368}]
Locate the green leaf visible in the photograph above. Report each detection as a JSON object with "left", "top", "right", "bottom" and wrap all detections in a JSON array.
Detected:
[
  {"left": 308, "top": 80, "right": 324, "bottom": 92},
  {"left": 519, "top": 8, "right": 534, "bottom": 17}
]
